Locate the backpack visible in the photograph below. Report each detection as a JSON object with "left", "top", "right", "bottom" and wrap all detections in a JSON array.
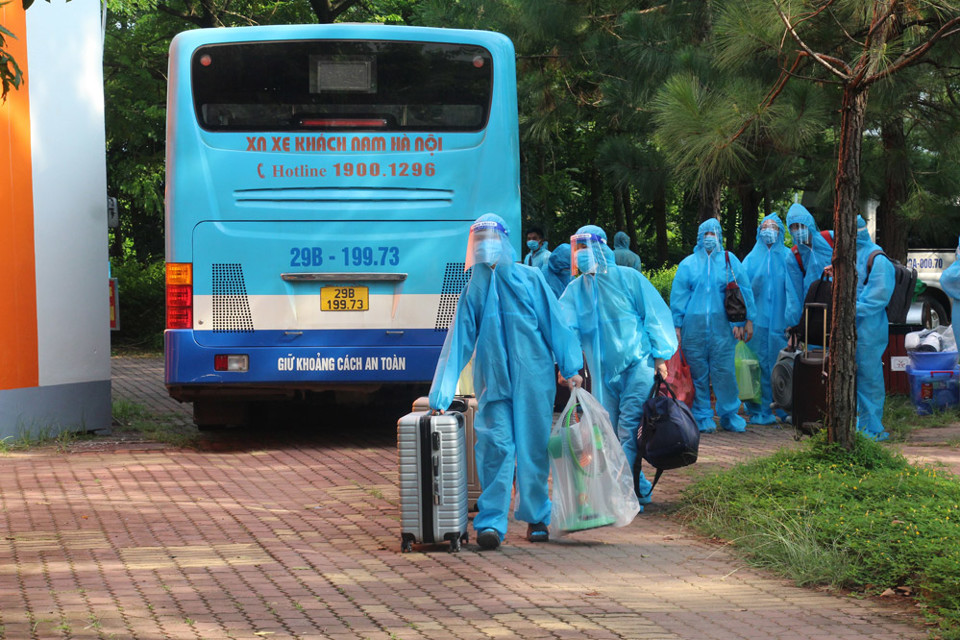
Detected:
[
  {"left": 636, "top": 374, "right": 700, "bottom": 497},
  {"left": 790, "top": 230, "right": 835, "bottom": 275},
  {"left": 864, "top": 250, "right": 917, "bottom": 324}
]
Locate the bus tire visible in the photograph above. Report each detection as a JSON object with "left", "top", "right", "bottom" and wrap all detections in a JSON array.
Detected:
[{"left": 919, "top": 293, "right": 949, "bottom": 329}]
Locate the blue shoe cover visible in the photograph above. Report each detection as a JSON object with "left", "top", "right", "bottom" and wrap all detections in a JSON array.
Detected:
[
  {"left": 866, "top": 430, "right": 890, "bottom": 442},
  {"left": 749, "top": 413, "right": 777, "bottom": 425},
  {"left": 697, "top": 418, "right": 717, "bottom": 433},
  {"left": 721, "top": 414, "right": 747, "bottom": 432}
]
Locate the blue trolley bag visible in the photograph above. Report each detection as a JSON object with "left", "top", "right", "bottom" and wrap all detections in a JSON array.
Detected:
[{"left": 635, "top": 373, "right": 700, "bottom": 497}]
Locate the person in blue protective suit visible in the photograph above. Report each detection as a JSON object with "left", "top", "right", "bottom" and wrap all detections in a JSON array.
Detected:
[
  {"left": 613, "top": 231, "right": 643, "bottom": 271},
  {"left": 784, "top": 203, "right": 834, "bottom": 327},
  {"left": 543, "top": 243, "right": 573, "bottom": 299},
  {"left": 671, "top": 218, "right": 757, "bottom": 433},
  {"left": 940, "top": 237, "right": 960, "bottom": 350},
  {"left": 854, "top": 215, "right": 895, "bottom": 441},
  {"left": 559, "top": 226, "right": 677, "bottom": 506},
  {"left": 428, "top": 214, "right": 584, "bottom": 550},
  {"left": 523, "top": 227, "right": 552, "bottom": 270},
  {"left": 742, "top": 214, "right": 794, "bottom": 425}
]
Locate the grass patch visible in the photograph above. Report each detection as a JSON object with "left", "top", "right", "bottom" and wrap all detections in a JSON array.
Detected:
[
  {"left": 111, "top": 399, "right": 199, "bottom": 448},
  {"left": 0, "top": 424, "right": 94, "bottom": 453},
  {"left": 883, "top": 394, "right": 959, "bottom": 441},
  {"left": 680, "top": 433, "right": 960, "bottom": 638}
]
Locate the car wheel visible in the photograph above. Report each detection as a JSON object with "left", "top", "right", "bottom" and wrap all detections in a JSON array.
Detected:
[{"left": 919, "top": 293, "right": 948, "bottom": 329}]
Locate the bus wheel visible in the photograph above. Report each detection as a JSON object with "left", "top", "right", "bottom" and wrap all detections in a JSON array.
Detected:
[{"left": 919, "top": 294, "right": 948, "bottom": 329}]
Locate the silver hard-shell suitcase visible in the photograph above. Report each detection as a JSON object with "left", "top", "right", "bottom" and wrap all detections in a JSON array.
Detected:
[
  {"left": 413, "top": 396, "right": 480, "bottom": 511},
  {"left": 398, "top": 410, "right": 469, "bottom": 552}
]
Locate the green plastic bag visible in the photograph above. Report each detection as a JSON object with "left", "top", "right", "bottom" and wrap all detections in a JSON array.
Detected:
[{"left": 735, "top": 340, "right": 761, "bottom": 402}]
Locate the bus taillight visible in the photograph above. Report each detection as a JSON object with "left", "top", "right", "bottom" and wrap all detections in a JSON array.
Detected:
[{"left": 166, "top": 263, "right": 193, "bottom": 329}]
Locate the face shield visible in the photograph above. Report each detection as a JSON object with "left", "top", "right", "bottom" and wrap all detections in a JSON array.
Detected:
[
  {"left": 759, "top": 219, "right": 779, "bottom": 246},
  {"left": 790, "top": 223, "right": 810, "bottom": 246},
  {"left": 570, "top": 232, "right": 608, "bottom": 276},
  {"left": 465, "top": 220, "right": 509, "bottom": 269}
]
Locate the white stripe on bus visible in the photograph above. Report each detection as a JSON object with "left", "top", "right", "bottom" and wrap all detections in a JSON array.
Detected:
[{"left": 193, "top": 293, "right": 446, "bottom": 330}]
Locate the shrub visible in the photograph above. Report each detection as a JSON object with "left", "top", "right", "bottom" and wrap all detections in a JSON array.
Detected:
[
  {"left": 645, "top": 264, "right": 678, "bottom": 304},
  {"left": 680, "top": 433, "right": 960, "bottom": 637},
  {"left": 110, "top": 256, "right": 164, "bottom": 352}
]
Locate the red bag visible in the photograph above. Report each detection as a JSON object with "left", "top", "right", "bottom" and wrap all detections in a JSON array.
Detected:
[{"left": 662, "top": 349, "right": 695, "bottom": 409}]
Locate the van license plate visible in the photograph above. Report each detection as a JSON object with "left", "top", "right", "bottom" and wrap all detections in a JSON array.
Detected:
[{"left": 321, "top": 286, "right": 368, "bottom": 311}]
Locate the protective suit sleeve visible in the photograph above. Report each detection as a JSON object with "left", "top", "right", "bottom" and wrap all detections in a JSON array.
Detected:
[
  {"left": 857, "top": 255, "right": 895, "bottom": 321},
  {"left": 427, "top": 289, "right": 479, "bottom": 411},
  {"left": 670, "top": 259, "right": 694, "bottom": 329},
  {"left": 730, "top": 255, "right": 758, "bottom": 326},
  {"left": 532, "top": 270, "right": 584, "bottom": 379},
  {"left": 941, "top": 260, "right": 960, "bottom": 301},
  {"left": 784, "top": 255, "right": 805, "bottom": 327},
  {"left": 637, "top": 275, "right": 678, "bottom": 359}
]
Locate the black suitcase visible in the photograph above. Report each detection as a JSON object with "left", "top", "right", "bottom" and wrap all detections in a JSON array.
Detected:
[
  {"left": 398, "top": 410, "right": 469, "bottom": 552},
  {"left": 792, "top": 303, "right": 829, "bottom": 436}
]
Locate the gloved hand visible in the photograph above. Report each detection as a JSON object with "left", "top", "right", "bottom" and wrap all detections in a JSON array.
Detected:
[{"left": 567, "top": 374, "right": 584, "bottom": 389}]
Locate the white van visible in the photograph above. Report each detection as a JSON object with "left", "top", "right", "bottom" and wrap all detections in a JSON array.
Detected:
[{"left": 905, "top": 248, "right": 956, "bottom": 327}]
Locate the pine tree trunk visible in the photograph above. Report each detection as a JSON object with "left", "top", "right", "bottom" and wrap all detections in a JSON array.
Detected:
[
  {"left": 654, "top": 185, "right": 668, "bottom": 266},
  {"left": 737, "top": 184, "right": 760, "bottom": 257},
  {"left": 828, "top": 86, "right": 868, "bottom": 450},
  {"left": 613, "top": 187, "right": 625, "bottom": 235},
  {"left": 623, "top": 186, "right": 639, "bottom": 255},
  {"left": 589, "top": 168, "right": 601, "bottom": 226},
  {"left": 699, "top": 179, "right": 722, "bottom": 221},
  {"left": 877, "top": 117, "right": 910, "bottom": 263}
]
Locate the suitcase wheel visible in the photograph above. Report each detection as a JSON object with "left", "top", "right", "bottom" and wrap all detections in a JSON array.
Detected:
[
  {"left": 449, "top": 537, "right": 461, "bottom": 553},
  {"left": 401, "top": 534, "right": 415, "bottom": 553}
]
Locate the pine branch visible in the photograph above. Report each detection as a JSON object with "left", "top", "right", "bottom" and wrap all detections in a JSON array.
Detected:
[
  {"left": 774, "top": 0, "right": 851, "bottom": 80},
  {"left": 865, "top": 15, "right": 960, "bottom": 87}
]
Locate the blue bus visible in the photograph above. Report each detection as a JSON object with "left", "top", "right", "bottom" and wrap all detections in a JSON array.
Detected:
[{"left": 164, "top": 24, "right": 521, "bottom": 425}]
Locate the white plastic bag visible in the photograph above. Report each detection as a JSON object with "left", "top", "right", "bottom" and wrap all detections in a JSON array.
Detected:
[{"left": 548, "top": 387, "right": 641, "bottom": 537}]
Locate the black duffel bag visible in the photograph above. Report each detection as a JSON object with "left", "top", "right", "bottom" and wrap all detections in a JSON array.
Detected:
[{"left": 635, "top": 373, "right": 700, "bottom": 498}]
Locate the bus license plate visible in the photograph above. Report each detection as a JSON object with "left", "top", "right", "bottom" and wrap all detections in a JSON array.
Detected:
[{"left": 321, "top": 286, "right": 369, "bottom": 311}]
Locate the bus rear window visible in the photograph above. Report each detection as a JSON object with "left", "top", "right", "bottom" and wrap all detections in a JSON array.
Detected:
[{"left": 191, "top": 40, "right": 493, "bottom": 132}]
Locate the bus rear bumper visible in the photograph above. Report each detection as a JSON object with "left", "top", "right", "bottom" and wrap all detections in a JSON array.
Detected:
[{"left": 164, "top": 330, "right": 440, "bottom": 401}]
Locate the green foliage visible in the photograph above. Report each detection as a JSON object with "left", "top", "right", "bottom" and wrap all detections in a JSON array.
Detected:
[
  {"left": 110, "top": 256, "right": 164, "bottom": 352},
  {"left": 0, "top": 9, "right": 24, "bottom": 100},
  {"left": 113, "top": 399, "right": 198, "bottom": 448},
  {"left": 645, "top": 264, "right": 678, "bottom": 304},
  {"left": 681, "top": 433, "right": 960, "bottom": 636}
]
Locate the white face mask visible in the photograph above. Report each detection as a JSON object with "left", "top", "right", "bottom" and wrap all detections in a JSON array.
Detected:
[{"left": 474, "top": 239, "right": 502, "bottom": 265}]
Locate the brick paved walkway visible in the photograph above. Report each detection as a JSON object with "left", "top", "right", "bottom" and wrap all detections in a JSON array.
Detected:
[{"left": 0, "top": 357, "right": 935, "bottom": 639}]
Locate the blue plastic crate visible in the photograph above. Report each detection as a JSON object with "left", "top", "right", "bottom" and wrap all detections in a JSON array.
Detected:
[
  {"left": 908, "top": 350, "right": 959, "bottom": 371},
  {"left": 906, "top": 365, "right": 960, "bottom": 415}
]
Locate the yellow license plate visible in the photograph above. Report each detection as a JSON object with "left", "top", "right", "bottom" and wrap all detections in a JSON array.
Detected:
[{"left": 321, "top": 286, "right": 369, "bottom": 311}]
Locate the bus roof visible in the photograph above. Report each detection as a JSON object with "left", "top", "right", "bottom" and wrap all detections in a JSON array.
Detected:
[{"left": 170, "top": 24, "right": 515, "bottom": 55}]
